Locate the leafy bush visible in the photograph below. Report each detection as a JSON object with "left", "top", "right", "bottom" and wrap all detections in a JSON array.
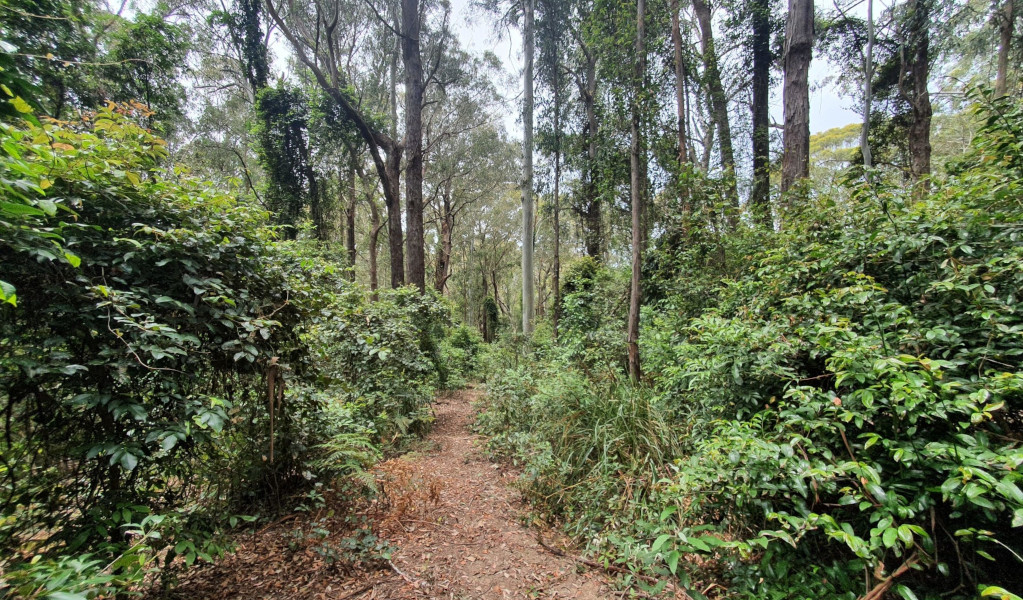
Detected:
[
  {"left": 558, "top": 257, "right": 630, "bottom": 377},
  {"left": 0, "top": 102, "right": 448, "bottom": 596},
  {"left": 479, "top": 93, "right": 1023, "bottom": 599},
  {"left": 439, "top": 324, "right": 485, "bottom": 387},
  {"left": 647, "top": 153, "right": 1023, "bottom": 597}
]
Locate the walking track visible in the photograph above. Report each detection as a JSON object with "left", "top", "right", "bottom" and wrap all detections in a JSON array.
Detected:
[{"left": 163, "top": 388, "right": 614, "bottom": 599}]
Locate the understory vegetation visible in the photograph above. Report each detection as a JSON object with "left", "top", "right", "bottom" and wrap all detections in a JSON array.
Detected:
[
  {"left": 0, "top": 104, "right": 479, "bottom": 597},
  {"left": 476, "top": 93, "right": 1023, "bottom": 600}
]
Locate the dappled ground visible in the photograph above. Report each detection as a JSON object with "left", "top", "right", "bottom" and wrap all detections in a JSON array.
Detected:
[{"left": 157, "top": 389, "right": 621, "bottom": 599}]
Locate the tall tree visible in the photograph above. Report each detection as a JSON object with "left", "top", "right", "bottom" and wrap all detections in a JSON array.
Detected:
[
  {"left": 264, "top": 0, "right": 406, "bottom": 286},
  {"left": 750, "top": 0, "right": 773, "bottom": 224},
  {"left": 627, "top": 0, "right": 645, "bottom": 381},
  {"left": 402, "top": 0, "right": 427, "bottom": 291},
  {"left": 522, "top": 0, "right": 536, "bottom": 335},
  {"left": 537, "top": 0, "right": 568, "bottom": 336},
  {"left": 901, "top": 0, "right": 932, "bottom": 183},
  {"left": 671, "top": 0, "right": 693, "bottom": 221},
  {"left": 780, "top": 0, "right": 813, "bottom": 195},
  {"left": 994, "top": 0, "right": 1015, "bottom": 95},
  {"left": 861, "top": 0, "right": 874, "bottom": 168},
  {"left": 565, "top": 2, "right": 603, "bottom": 261},
  {"left": 693, "top": 0, "right": 740, "bottom": 222}
]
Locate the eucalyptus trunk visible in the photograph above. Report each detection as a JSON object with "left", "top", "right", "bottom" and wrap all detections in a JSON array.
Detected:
[
  {"left": 902, "top": 0, "right": 932, "bottom": 185},
  {"left": 369, "top": 194, "right": 382, "bottom": 298},
  {"left": 693, "top": 0, "right": 739, "bottom": 224},
  {"left": 780, "top": 0, "right": 813, "bottom": 196},
  {"left": 861, "top": 0, "right": 874, "bottom": 169},
  {"left": 751, "top": 0, "right": 772, "bottom": 225},
  {"left": 434, "top": 181, "right": 454, "bottom": 294},
  {"left": 521, "top": 0, "right": 535, "bottom": 336},
  {"left": 579, "top": 48, "right": 602, "bottom": 260},
  {"left": 384, "top": 148, "right": 405, "bottom": 287},
  {"left": 402, "top": 0, "right": 426, "bottom": 291},
  {"left": 628, "top": 0, "right": 646, "bottom": 383},
  {"left": 552, "top": 67, "right": 562, "bottom": 338},
  {"left": 671, "top": 0, "right": 692, "bottom": 221},
  {"left": 345, "top": 163, "right": 357, "bottom": 279}
]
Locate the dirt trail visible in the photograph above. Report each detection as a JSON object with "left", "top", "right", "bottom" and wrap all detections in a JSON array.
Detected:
[{"left": 164, "top": 388, "right": 613, "bottom": 599}]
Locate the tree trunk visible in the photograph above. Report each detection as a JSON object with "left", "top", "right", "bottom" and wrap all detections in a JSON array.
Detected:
[
  {"left": 368, "top": 193, "right": 382, "bottom": 298},
  {"left": 902, "top": 0, "right": 931, "bottom": 184},
  {"left": 521, "top": 0, "right": 535, "bottom": 336},
  {"left": 552, "top": 75, "right": 562, "bottom": 340},
  {"left": 861, "top": 0, "right": 874, "bottom": 168},
  {"left": 693, "top": 0, "right": 739, "bottom": 224},
  {"left": 996, "top": 0, "right": 1015, "bottom": 95},
  {"left": 303, "top": 141, "right": 322, "bottom": 240},
  {"left": 345, "top": 164, "right": 357, "bottom": 279},
  {"left": 671, "top": 0, "right": 692, "bottom": 219},
  {"left": 751, "top": 0, "right": 772, "bottom": 225},
  {"left": 780, "top": 0, "right": 813, "bottom": 196},
  {"left": 384, "top": 147, "right": 405, "bottom": 287},
  {"left": 434, "top": 181, "right": 453, "bottom": 294},
  {"left": 581, "top": 51, "right": 602, "bottom": 260},
  {"left": 627, "top": 0, "right": 645, "bottom": 383},
  {"left": 402, "top": 0, "right": 426, "bottom": 292}
]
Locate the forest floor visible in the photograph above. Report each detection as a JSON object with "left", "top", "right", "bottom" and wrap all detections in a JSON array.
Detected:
[{"left": 160, "top": 388, "right": 625, "bottom": 599}]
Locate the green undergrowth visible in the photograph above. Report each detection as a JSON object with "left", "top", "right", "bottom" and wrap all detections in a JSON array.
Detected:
[
  {"left": 0, "top": 101, "right": 477, "bottom": 598},
  {"left": 476, "top": 90, "right": 1023, "bottom": 600}
]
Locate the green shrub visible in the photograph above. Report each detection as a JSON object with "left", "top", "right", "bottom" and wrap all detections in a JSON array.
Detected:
[
  {"left": 0, "top": 102, "right": 447, "bottom": 596},
  {"left": 479, "top": 92, "right": 1023, "bottom": 599}
]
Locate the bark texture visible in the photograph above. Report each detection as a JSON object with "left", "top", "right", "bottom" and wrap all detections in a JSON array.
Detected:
[
  {"left": 402, "top": 0, "right": 426, "bottom": 291},
  {"left": 901, "top": 0, "right": 932, "bottom": 184},
  {"left": 693, "top": 0, "right": 739, "bottom": 223},
  {"left": 751, "top": 0, "right": 772, "bottom": 225},
  {"left": 434, "top": 181, "right": 454, "bottom": 294},
  {"left": 345, "top": 162, "right": 357, "bottom": 280},
  {"left": 521, "top": 0, "right": 535, "bottom": 335},
  {"left": 628, "top": 0, "right": 646, "bottom": 382},
  {"left": 780, "top": 0, "right": 813, "bottom": 195}
]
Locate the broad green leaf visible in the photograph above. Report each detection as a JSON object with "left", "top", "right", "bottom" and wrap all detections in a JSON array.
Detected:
[
  {"left": 11, "top": 96, "right": 32, "bottom": 113},
  {"left": 0, "top": 280, "right": 16, "bottom": 306}
]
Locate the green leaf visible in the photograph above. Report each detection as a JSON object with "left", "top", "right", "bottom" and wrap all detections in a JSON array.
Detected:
[
  {"left": 1, "top": 201, "right": 46, "bottom": 216},
  {"left": 652, "top": 534, "right": 672, "bottom": 553},
  {"left": 0, "top": 280, "right": 16, "bottom": 306},
  {"left": 49, "top": 593, "right": 88, "bottom": 600},
  {"left": 11, "top": 96, "right": 32, "bottom": 113},
  {"left": 894, "top": 584, "right": 919, "bottom": 600},
  {"left": 996, "top": 480, "right": 1023, "bottom": 505},
  {"left": 982, "top": 586, "right": 1023, "bottom": 600},
  {"left": 666, "top": 550, "right": 680, "bottom": 575},
  {"left": 119, "top": 451, "right": 138, "bottom": 472}
]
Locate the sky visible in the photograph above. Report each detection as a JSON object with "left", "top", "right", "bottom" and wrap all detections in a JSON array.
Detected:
[{"left": 446, "top": 0, "right": 865, "bottom": 139}]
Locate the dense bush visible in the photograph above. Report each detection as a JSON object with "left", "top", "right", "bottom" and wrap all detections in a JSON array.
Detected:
[
  {"left": 478, "top": 93, "right": 1023, "bottom": 599},
  {"left": 557, "top": 257, "right": 630, "bottom": 377},
  {"left": 439, "top": 324, "right": 486, "bottom": 387},
  {"left": 0, "top": 102, "right": 446, "bottom": 597}
]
